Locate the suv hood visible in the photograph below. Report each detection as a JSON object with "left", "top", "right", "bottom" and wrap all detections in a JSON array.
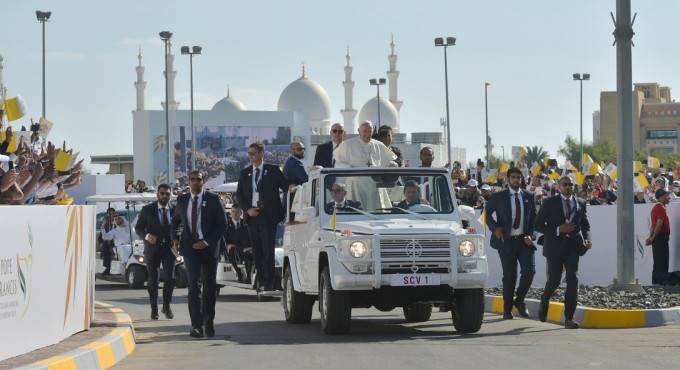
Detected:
[{"left": 337, "top": 218, "right": 463, "bottom": 235}]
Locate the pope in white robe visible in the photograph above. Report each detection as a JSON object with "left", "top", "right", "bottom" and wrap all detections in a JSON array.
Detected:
[{"left": 333, "top": 121, "right": 397, "bottom": 210}]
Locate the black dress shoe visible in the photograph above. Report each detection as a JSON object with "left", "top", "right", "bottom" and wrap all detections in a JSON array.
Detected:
[
  {"left": 102, "top": 269, "right": 110, "bottom": 276},
  {"left": 151, "top": 307, "right": 159, "bottom": 320},
  {"left": 564, "top": 320, "right": 580, "bottom": 329},
  {"left": 513, "top": 301, "right": 529, "bottom": 318},
  {"left": 161, "top": 305, "right": 174, "bottom": 319},
  {"left": 502, "top": 312, "right": 514, "bottom": 320},
  {"left": 205, "top": 323, "right": 215, "bottom": 338},
  {"left": 190, "top": 327, "right": 204, "bottom": 338},
  {"left": 538, "top": 298, "right": 549, "bottom": 322}
]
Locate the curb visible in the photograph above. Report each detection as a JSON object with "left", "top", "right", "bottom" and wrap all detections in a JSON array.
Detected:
[
  {"left": 485, "top": 295, "right": 680, "bottom": 329},
  {"left": 15, "top": 302, "right": 136, "bottom": 370}
]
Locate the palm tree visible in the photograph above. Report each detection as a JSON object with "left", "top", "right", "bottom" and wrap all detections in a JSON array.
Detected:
[{"left": 525, "top": 145, "right": 549, "bottom": 165}]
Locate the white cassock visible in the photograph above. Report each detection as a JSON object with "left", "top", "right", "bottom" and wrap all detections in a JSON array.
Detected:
[{"left": 333, "top": 138, "right": 397, "bottom": 210}]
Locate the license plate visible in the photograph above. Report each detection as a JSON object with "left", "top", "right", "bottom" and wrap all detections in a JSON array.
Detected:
[{"left": 390, "top": 274, "right": 441, "bottom": 286}]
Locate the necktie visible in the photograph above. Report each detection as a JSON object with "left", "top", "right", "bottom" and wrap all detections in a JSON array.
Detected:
[
  {"left": 254, "top": 167, "right": 261, "bottom": 191},
  {"left": 161, "top": 207, "right": 169, "bottom": 226},
  {"left": 191, "top": 196, "right": 199, "bottom": 241},
  {"left": 513, "top": 192, "right": 521, "bottom": 230},
  {"left": 565, "top": 198, "right": 573, "bottom": 221}
]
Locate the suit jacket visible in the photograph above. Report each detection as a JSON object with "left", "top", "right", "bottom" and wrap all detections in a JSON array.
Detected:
[
  {"left": 313, "top": 141, "right": 334, "bottom": 168},
  {"left": 134, "top": 202, "right": 176, "bottom": 255},
  {"left": 171, "top": 191, "right": 227, "bottom": 258},
  {"left": 534, "top": 194, "right": 591, "bottom": 258},
  {"left": 324, "top": 199, "right": 361, "bottom": 214},
  {"left": 283, "top": 156, "right": 308, "bottom": 185},
  {"left": 225, "top": 217, "right": 250, "bottom": 248},
  {"left": 236, "top": 163, "right": 289, "bottom": 225},
  {"left": 485, "top": 188, "right": 536, "bottom": 250}
]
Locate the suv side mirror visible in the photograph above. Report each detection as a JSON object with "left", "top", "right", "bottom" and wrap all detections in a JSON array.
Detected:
[{"left": 296, "top": 206, "right": 316, "bottom": 222}]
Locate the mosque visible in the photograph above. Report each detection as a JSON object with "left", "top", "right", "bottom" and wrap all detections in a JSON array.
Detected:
[{"left": 130, "top": 37, "right": 456, "bottom": 185}]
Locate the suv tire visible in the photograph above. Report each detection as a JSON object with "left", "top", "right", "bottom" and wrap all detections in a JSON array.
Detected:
[
  {"left": 282, "top": 266, "right": 314, "bottom": 324},
  {"left": 319, "top": 266, "right": 351, "bottom": 334},
  {"left": 126, "top": 264, "right": 146, "bottom": 289},
  {"left": 451, "top": 288, "right": 484, "bottom": 333},
  {"left": 403, "top": 303, "right": 432, "bottom": 323}
]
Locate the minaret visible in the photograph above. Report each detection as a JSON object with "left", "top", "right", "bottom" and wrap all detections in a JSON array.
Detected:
[
  {"left": 0, "top": 54, "right": 6, "bottom": 101},
  {"left": 134, "top": 47, "right": 146, "bottom": 111},
  {"left": 341, "top": 46, "right": 358, "bottom": 133},
  {"left": 161, "top": 40, "right": 179, "bottom": 110},
  {"left": 386, "top": 35, "right": 402, "bottom": 126}
]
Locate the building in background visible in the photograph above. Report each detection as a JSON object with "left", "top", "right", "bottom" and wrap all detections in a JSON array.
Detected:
[
  {"left": 599, "top": 82, "right": 680, "bottom": 154},
  {"left": 592, "top": 110, "right": 600, "bottom": 142},
  {"left": 90, "top": 155, "right": 134, "bottom": 181}
]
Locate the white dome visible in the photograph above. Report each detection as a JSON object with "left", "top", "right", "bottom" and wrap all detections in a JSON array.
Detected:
[
  {"left": 212, "top": 95, "right": 246, "bottom": 112},
  {"left": 277, "top": 76, "right": 331, "bottom": 123},
  {"left": 358, "top": 96, "right": 399, "bottom": 129}
]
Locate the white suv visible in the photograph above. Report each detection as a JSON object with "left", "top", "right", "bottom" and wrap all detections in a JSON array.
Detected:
[{"left": 281, "top": 167, "right": 487, "bottom": 334}]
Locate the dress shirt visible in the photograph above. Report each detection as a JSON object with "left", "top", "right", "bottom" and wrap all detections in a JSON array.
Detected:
[
  {"left": 509, "top": 188, "right": 524, "bottom": 236},
  {"left": 557, "top": 194, "right": 577, "bottom": 236},
  {"left": 187, "top": 190, "right": 205, "bottom": 241},
  {"left": 251, "top": 163, "right": 264, "bottom": 207}
]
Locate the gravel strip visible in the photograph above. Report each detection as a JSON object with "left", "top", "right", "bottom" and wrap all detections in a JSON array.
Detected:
[{"left": 485, "top": 286, "right": 680, "bottom": 309}]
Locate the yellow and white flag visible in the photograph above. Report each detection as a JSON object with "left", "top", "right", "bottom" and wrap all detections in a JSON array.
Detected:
[
  {"left": 574, "top": 172, "right": 586, "bottom": 185},
  {"left": 604, "top": 163, "right": 618, "bottom": 181},
  {"left": 633, "top": 160, "right": 643, "bottom": 173},
  {"left": 648, "top": 156, "right": 661, "bottom": 169},
  {"left": 530, "top": 162, "right": 542, "bottom": 177},
  {"left": 3, "top": 96, "right": 27, "bottom": 122},
  {"left": 499, "top": 162, "right": 509, "bottom": 173},
  {"left": 564, "top": 160, "right": 578, "bottom": 172},
  {"left": 330, "top": 207, "right": 337, "bottom": 231},
  {"left": 582, "top": 153, "right": 602, "bottom": 176},
  {"left": 635, "top": 173, "right": 650, "bottom": 189},
  {"left": 548, "top": 170, "right": 560, "bottom": 181}
]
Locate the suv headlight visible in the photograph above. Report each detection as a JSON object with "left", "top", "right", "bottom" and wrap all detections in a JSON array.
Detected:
[
  {"left": 349, "top": 241, "right": 368, "bottom": 258},
  {"left": 458, "top": 239, "right": 476, "bottom": 257}
]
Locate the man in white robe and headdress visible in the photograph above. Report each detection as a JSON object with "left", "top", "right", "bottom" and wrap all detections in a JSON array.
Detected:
[{"left": 333, "top": 121, "right": 397, "bottom": 210}]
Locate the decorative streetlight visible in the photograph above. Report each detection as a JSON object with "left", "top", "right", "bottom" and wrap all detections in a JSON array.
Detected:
[
  {"left": 573, "top": 73, "right": 590, "bottom": 169},
  {"left": 434, "top": 36, "right": 456, "bottom": 166},
  {"left": 181, "top": 45, "right": 202, "bottom": 171},
  {"left": 36, "top": 10, "right": 52, "bottom": 119},
  {"left": 369, "top": 78, "right": 386, "bottom": 126},
  {"left": 159, "top": 31, "right": 173, "bottom": 183}
]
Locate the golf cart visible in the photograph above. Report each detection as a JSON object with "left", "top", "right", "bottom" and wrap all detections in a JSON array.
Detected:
[{"left": 86, "top": 193, "right": 188, "bottom": 289}]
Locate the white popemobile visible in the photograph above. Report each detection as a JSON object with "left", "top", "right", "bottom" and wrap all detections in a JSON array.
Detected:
[{"left": 281, "top": 167, "right": 488, "bottom": 334}]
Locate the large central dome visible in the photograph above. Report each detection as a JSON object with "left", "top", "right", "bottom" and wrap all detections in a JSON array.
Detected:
[
  {"left": 277, "top": 72, "right": 331, "bottom": 133},
  {"left": 358, "top": 96, "right": 399, "bottom": 129}
]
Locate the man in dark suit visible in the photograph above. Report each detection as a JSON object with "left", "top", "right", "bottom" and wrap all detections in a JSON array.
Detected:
[
  {"left": 484, "top": 167, "right": 536, "bottom": 319},
  {"left": 534, "top": 175, "right": 591, "bottom": 329},
  {"left": 172, "top": 170, "right": 227, "bottom": 338},
  {"left": 313, "top": 123, "right": 344, "bottom": 168},
  {"left": 224, "top": 202, "right": 252, "bottom": 283},
  {"left": 324, "top": 182, "right": 361, "bottom": 214},
  {"left": 134, "top": 184, "right": 176, "bottom": 320},
  {"left": 283, "top": 141, "right": 308, "bottom": 221},
  {"left": 236, "top": 142, "right": 289, "bottom": 293}
]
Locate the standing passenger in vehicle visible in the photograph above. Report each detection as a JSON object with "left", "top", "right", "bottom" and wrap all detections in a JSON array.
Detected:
[
  {"left": 313, "top": 123, "right": 344, "bottom": 168},
  {"left": 236, "top": 142, "right": 289, "bottom": 294}
]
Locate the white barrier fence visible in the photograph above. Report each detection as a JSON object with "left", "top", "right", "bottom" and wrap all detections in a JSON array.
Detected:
[
  {"left": 472, "top": 203, "right": 680, "bottom": 288},
  {"left": 0, "top": 206, "right": 95, "bottom": 361}
]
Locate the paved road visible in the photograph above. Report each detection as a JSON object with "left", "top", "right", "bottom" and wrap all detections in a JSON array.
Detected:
[{"left": 97, "top": 281, "right": 680, "bottom": 370}]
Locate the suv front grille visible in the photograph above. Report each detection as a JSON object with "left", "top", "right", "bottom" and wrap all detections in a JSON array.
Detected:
[{"left": 379, "top": 237, "right": 451, "bottom": 274}]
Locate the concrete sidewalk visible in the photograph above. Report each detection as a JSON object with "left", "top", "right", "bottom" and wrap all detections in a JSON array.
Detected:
[{"left": 0, "top": 302, "right": 135, "bottom": 370}]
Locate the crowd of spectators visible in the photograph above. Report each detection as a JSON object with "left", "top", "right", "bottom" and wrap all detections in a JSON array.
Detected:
[
  {"left": 0, "top": 126, "right": 82, "bottom": 205},
  {"left": 454, "top": 157, "right": 679, "bottom": 209}
]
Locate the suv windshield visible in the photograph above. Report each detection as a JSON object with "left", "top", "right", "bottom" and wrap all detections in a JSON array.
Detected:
[{"left": 323, "top": 172, "right": 454, "bottom": 215}]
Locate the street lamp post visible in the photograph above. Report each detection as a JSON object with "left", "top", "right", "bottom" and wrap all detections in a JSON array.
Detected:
[
  {"left": 573, "top": 73, "right": 590, "bottom": 169},
  {"left": 36, "top": 10, "right": 51, "bottom": 119},
  {"left": 159, "top": 31, "right": 173, "bottom": 183},
  {"left": 369, "top": 78, "right": 386, "bottom": 126},
  {"left": 434, "top": 36, "right": 456, "bottom": 166},
  {"left": 501, "top": 145, "right": 505, "bottom": 161},
  {"left": 181, "top": 45, "right": 202, "bottom": 171},
  {"left": 484, "top": 82, "right": 491, "bottom": 167}
]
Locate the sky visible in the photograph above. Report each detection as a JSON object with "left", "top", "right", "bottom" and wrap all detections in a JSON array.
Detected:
[{"left": 2, "top": 0, "right": 680, "bottom": 173}]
